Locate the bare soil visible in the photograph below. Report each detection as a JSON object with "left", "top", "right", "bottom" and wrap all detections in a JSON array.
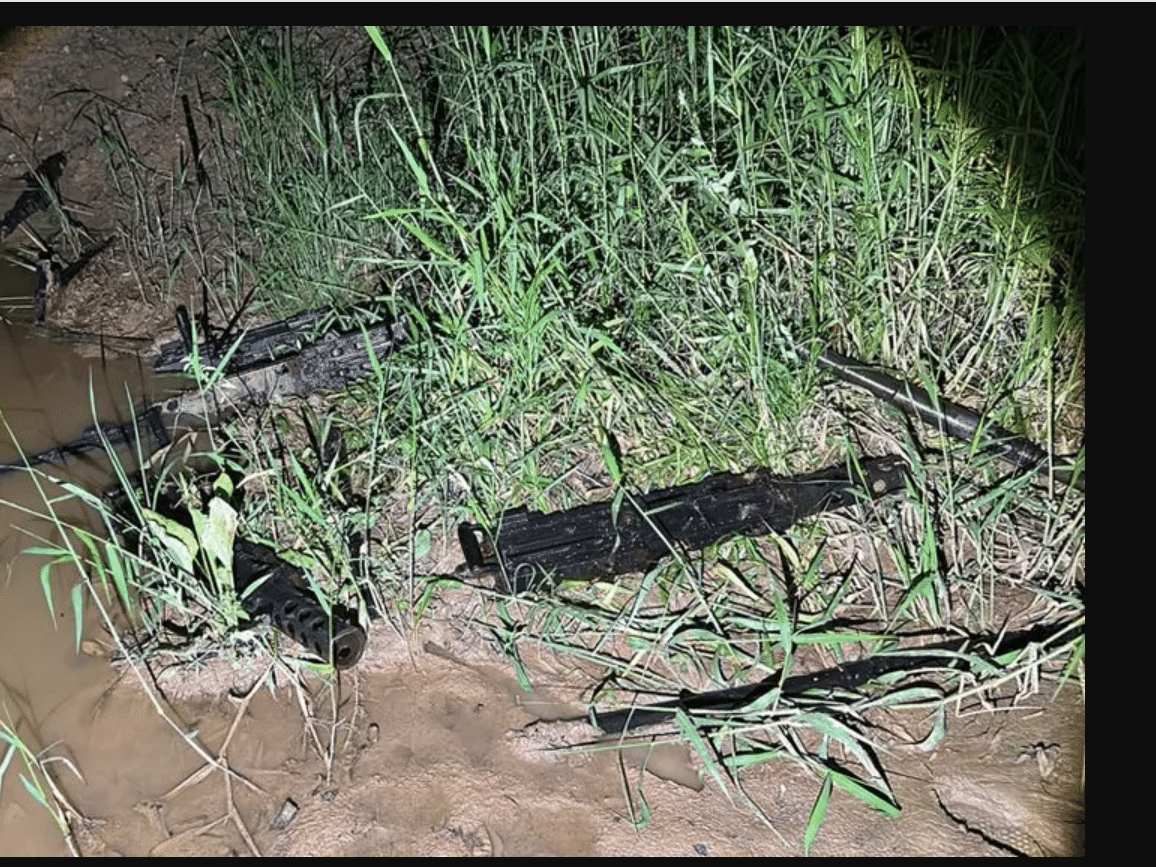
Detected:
[{"left": 0, "top": 27, "right": 1084, "bottom": 857}]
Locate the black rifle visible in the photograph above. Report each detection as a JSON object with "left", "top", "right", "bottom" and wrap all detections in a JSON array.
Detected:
[
  {"left": 0, "top": 306, "right": 408, "bottom": 478},
  {"left": 105, "top": 480, "right": 368, "bottom": 670},
  {"left": 232, "top": 537, "right": 366, "bottom": 669},
  {"left": 155, "top": 304, "right": 334, "bottom": 376},
  {"left": 459, "top": 455, "right": 908, "bottom": 593},
  {"left": 1, "top": 308, "right": 402, "bottom": 665},
  {"left": 583, "top": 618, "right": 1081, "bottom": 735}
]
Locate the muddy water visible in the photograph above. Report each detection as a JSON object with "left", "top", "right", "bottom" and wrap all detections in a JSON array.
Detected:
[
  {"left": 0, "top": 259, "right": 172, "bottom": 854},
  {"left": 0, "top": 258, "right": 620, "bottom": 856}
]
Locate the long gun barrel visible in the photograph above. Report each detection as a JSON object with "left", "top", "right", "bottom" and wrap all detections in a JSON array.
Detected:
[
  {"left": 232, "top": 537, "right": 366, "bottom": 669},
  {"left": 814, "top": 348, "right": 1083, "bottom": 493},
  {"left": 586, "top": 618, "right": 1080, "bottom": 735}
]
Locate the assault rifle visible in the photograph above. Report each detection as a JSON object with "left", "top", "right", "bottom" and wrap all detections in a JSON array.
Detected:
[
  {"left": 233, "top": 536, "right": 366, "bottom": 669},
  {"left": 459, "top": 455, "right": 909, "bottom": 593},
  {"left": 105, "top": 480, "right": 368, "bottom": 670},
  {"left": 569, "top": 618, "right": 1082, "bottom": 736},
  {"left": 29, "top": 303, "right": 406, "bottom": 669},
  {"left": 0, "top": 303, "right": 408, "bottom": 478}
]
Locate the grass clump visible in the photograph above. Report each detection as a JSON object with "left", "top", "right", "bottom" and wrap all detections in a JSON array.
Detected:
[{"left": 27, "top": 25, "right": 1084, "bottom": 849}]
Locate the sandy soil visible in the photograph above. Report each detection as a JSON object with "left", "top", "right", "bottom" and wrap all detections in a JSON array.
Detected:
[{"left": 0, "top": 27, "right": 1084, "bottom": 857}]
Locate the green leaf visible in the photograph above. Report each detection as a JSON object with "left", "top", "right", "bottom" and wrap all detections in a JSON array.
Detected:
[
  {"left": 415, "top": 577, "right": 462, "bottom": 622},
  {"left": 22, "top": 546, "right": 69, "bottom": 558},
  {"left": 829, "top": 768, "right": 900, "bottom": 817},
  {"left": 805, "top": 772, "right": 834, "bottom": 856},
  {"left": 0, "top": 740, "right": 16, "bottom": 784},
  {"left": 200, "top": 498, "right": 238, "bottom": 574},
  {"left": 674, "top": 709, "right": 719, "bottom": 794},
  {"left": 70, "top": 582, "right": 85, "bottom": 652},
  {"left": 598, "top": 422, "right": 623, "bottom": 485},
  {"left": 102, "top": 539, "right": 134, "bottom": 618},
  {"left": 799, "top": 712, "right": 886, "bottom": 787},
  {"left": 912, "top": 704, "right": 947, "bottom": 753},
  {"left": 19, "top": 773, "right": 50, "bottom": 812},
  {"left": 385, "top": 132, "right": 431, "bottom": 201},
  {"left": 143, "top": 509, "right": 198, "bottom": 575},
  {"left": 38, "top": 558, "right": 60, "bottom": 623},
  {"left": 364, "top": 25, "right": 392, "bottom": 62},
  {"left": 413, "top": 528, "right": 432, "bottom": 559}
]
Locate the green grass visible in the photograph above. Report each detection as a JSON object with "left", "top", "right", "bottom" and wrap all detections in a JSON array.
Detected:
[
  {"left": 0, "top": 711, "right": 82, "bottom": 855},
  {"left": 14, "top": 25, "right": 1084, "bottom": 852}
]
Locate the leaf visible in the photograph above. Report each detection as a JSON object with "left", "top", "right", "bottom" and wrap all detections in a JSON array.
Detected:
[
  {"left": 803, "top": 713, "right": 883, "bottom": 778},
  {"left": 190, "top": 498, "right": 238, "bottom": 598},
  {"left": 71, "top": 582, "right": 85, "bottom": 652},
  {"left": 200, "top": 498, "right": 238, "bottom": 575},
  {"left": 21, "top": 545, "right": 69, "bottom": 558},
  {"left": 413, "top": 528, "right": 432, "bottom": 560},
  {"left": 415, "top": 577, "right": 462, "bottom": 622},
  {"left": 38, "top": 558, "right": 60, "bottom": 623},
  {"left": 364, "top": 25, "right": 392, "bottom": 63},
  {"left": 912, "top": 704, "right": 947, "bottom": 753},
  {"left": 805, "top": 772, "right": 834, "bottom": 856},
  {"left": 597, "top": 421, "right": 623, "bottom": 485},
  {"left": 143, "top": 509, "right": 198, "bottom": 575},
  {"left": 674, "top": 709, "right": 721, "bottom": 795},
  {"left": 829, "top": 768, "right": 900, "bottom": 817},
  {"left": 102, "top": 539, "right": 134, "bottom": 618},
  {"left": 0, "top": 741, "right": 16, "bottom": 789}
]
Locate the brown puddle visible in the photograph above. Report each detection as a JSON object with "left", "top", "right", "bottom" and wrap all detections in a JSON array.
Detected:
[{"left": 0, "top": 259, "right": 158, "bottom": 854}]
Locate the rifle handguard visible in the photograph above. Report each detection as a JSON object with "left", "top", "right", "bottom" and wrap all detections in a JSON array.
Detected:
[{"left": 459, "top": 456, "right": 908, "bottom": 593}]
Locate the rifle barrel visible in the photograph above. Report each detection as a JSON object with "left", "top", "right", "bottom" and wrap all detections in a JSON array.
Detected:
[{"left": 815, "top": 348, "right": 1083, "bottom": 493}]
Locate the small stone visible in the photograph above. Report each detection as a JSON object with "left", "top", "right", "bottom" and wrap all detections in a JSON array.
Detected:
[{"left": 270, "top": 798, "right": 298, "bottom": 831}]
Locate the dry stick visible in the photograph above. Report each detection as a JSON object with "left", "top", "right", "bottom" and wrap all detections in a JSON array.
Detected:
[
  {"left": 161, "top": 662, "right": 271, "bottom": 858},
  {"left": 284, "top": 660, "right": 332, "bottom": 778},
  {"left": 150, "top": 815, "right": 229, "bottom": 856},
  {"left": 223, "top": 761, "right": 262, "bottom": 858},
  {"left": 162, "top": 663, "right": 271, "bottom": 800},
  {"left": 326, "top": 681, "right": 340, "bottom": 787},
  {"left": 341, "top": 667, "right": 362, "bottom": 759}
]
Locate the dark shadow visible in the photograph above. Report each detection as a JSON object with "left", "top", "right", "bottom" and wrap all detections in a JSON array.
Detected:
[{"left": 895, "top": 27, "right": 1084, "bottom": 337}]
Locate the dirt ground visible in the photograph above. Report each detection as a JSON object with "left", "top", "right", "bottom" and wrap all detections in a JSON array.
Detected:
[{"left": 0, "top": 27, "right": 1084, "bottom": 856}]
